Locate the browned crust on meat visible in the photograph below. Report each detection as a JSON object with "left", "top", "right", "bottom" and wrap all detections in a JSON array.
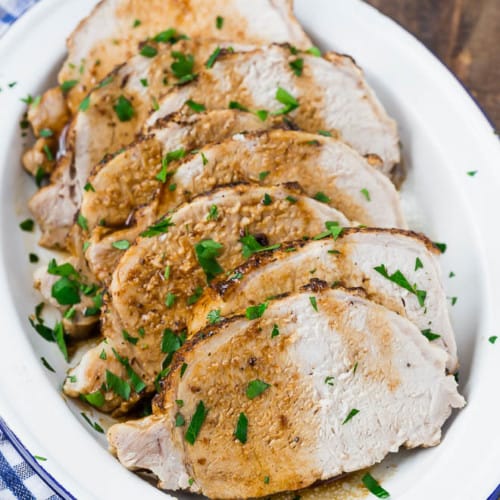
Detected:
[{"left": 210, "top": 227, "right": 439, "bottom": 299}]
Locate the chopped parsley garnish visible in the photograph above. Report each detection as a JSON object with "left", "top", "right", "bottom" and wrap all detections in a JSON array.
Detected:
[
  {"left": 306, "top": 46, "right": 322, "bottom": 57},
  {"left": 246, "top": 380, "right": 270, "bottom": 400},
  {"left": 325, "top": 376, "right": 334, "bottom": 386},
  {"left": 449, "top": 271, "right": 455, "bottom": 278},
  {"left": 342, "top": 408, "right": 359, "bottom": 424},
  {"left": 216, "top": 16, "right": 224, "bottom": 29},
  {"left": 43, "top": 144, "right": 54, "bottom": 161},
  {"left": 205, "top": 46, "right": 221, "bottom": 69},
  {"left": 415, "top": 257, "right": 423, "bottom": 271},
  {"left": 229, "top": 100, "right": 249, "bottom": 112},
  {"left": 194, "top": 239, "right": 224, "bottom": 281},
  {"left": 186, "top": 99, "right": 206, "bottom": 112},
  {"left": 187, "top": 286, "right": 203, "bottom": 305},
  {"left": 258, "top": 171, "right": 270, "bottom": 181},
  {"left": 171, "top": 51, "right": 195, "bottom": 81},
  {"left": 207, "top": 309, "right": 221, "bottom": 324},
  {"left": 53, "top": 322, "right": 68, "bottom": 361},
  {"left": 112, "top": 239, "right": 130, "bottom": 250},
  {"left": 309, "top": 296, "right": 318, "bottom": 311},
  {"left": 34, "top": 456, "right": 47, "bottom": 462},
  {"left": 374, "top": 264, "right": 427, "bottom": 307},
  {"left": 180, "top": 362, "right": 188, "bottom": 377},
  {"left": 161, "top": 329, "right": 182, "bottom": 353},
  {"left": 132, "top": 19, "right": 141, "bottom": 27},
  {"left": 255, "top": 109, "right": 269, "bottom": 121},
  {"left": 152, "top": 96, "right": 160, "bottom": 111},
  {"left": 82, "top": 390, "right": 105, "bottom": 408},
  {"left": 264, "top": 476, "right": 270, "bottom": 484},
  {"left": 234, "top": 412, "right": 248, "bottom": 444},
  {"left": 433, "top": 242, "right": 447, "bottom": 253},
  {"left": 313, "top": 221, "right": 344, "bottom": 241},
  {"left": 60, "top": 80, "right": 79, "bottom": 92},
  {"left": 175, "top": 413, "right": 185, "bottom": 427},
  {"left": 99, "top": 349, "right": 107, "bottom": 360},
  {"left": 140, "top": 45, "right": 158, "bottom": 58},
  {"left": 29, "top": 253, "right": 39, "bottom": 263},
  {"left": 153, "top": 28, "right": 182, "bottom": 43},
  {"left": 140, "top": 216, "right": 174, "bottom": 237},
  {"left": 113, "top": 95, "right": 134, "bottom": 122},
  {"left": 165, "top": 292, "right": 177, "bottom": 308},
  {"left": 262, "top": 193, "right": 272, "bottom": 206},
  {"left": 246, "top": 302, "right": 268, "bottom": 320},
  {"left": 79, "top": 95, "right": 90, "bottom": 111},
  {"left": 185, "top": 401, "right": 208, "bottom": 445},
  {"left": 156, "top": 147, "right": 186, "bottom": 182},
  {"left": 19, "top": 218, "right": 34, "bottom": 231},
  {"left": 122, "top": 330, "right": 139, "bottom": 345},
  {"left": 164, "top": 265, "right": 171, "bottom": 280},
  {"left": 80, "top": 412, "right": 104, "bottom": 433},
  {"left": 489, "top": 336, "right": 498, "bottom": 344},
  {"left": 169, "top": 183, "right": 177, "bottom": 191},
  {"left": 140, "top": 78, "right": 148, "bottom": 87},
  {"left": 467, "top": 170, "right": 478, "bottom": 177},
  {"left": 201, "top": 152, "right": 208, "bottom": 165},
  {"left": 451, "top": 296, "right": 458, "bottom": 306},
  {"left": 52, "top": 276, "right": 80, "bottom": 306},
  {"left": 176, "top": 399, "right": 184, "bottom": 407},
  {"left": 84, "top": 182, "right": 95, "bottom": 192},
  {"left": 421, "top": 329, "right": 441, "bottom": 341},
  {"left": 273, "top": 87, "right": 299, "bottom": 115},
  {"left": 314, "top": 192, "right": 331, "bottom": 203},
  {"left": 289, "top": 58, "right": 304, "bottom": 76},
  {"left": 77, "top": 213, "right": 88, "bottom": 231},
  {"left": 105, "top": 369, "right": 131, "bottom": 400},
  {"left": 271, "top": 324, "right": 280, "bottom": 338},
  {"left": 206, "top": 204, "right": 218, "bottom": 221},
  {"left": 41, "top": 357, "right": 55, "bottom": 373},
  {"left": 361, "top": 472, "right": 390, "bottom": 498},
  {"left": 97, "top": 76, "right": 113, "bottom": 88},
  {"left": 318, "top": 130, "right": 332, "bottom": 137},
  {"left": 39, "top": 128, "right": 53, "bottom": 138},
  {"left": 112, "top": 348, "right": 147, "bottom": 394},
  {"left": 360, "top": 188, "right": 371, "bottom": 201},
  {"left": 240, "top": 234, "right": 280, "bottom": 259}
]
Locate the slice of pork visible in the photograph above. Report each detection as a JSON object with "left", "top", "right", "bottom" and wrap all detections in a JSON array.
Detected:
[
  {"left": 28, "top": 39, "right": 253, "bottom": 249},
  {"left": 63, "top": 184, "right": 351, "bottom": 413},
  {"left": 58, "top": 0, "right": 311, "bottom": 113},
  {"left": 147, "top": 44, "right": 400, "bottom": 177},
  {"left": 190, "top": 228, "right": 458, "bottom": 372},
  {"left": 108, "top": 288, "right": 465, "bottom": 499},
  {"left": 83, "top": 128, "right": 406, "bottom": 283}
]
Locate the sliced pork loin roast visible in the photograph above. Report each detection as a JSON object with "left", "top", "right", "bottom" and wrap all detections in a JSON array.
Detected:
[
  {"left": 190, "top": 228, "right": 458, "bottom": 372},
  {"left": 82, "top": 127, "right": 405, "bottom": 283},
  {"left": 28, "top": 39, "right": 255, "bottom": 249},
  {"left": 63, "top": 184, "right": 351, "bottom": 413},
  {"left": 147, "top": 44, "right": 400, "bottom": 177},
  {"left": 107, "top": 288, "right": 465, "bottom": 499},
  {"left": 58, "top": 0, "right": 311, "bottom": 113}
]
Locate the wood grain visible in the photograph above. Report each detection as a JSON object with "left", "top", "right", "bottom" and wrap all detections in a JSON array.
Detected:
[{"left": 365, "top": 0, "right": 500, "bottom": 128}]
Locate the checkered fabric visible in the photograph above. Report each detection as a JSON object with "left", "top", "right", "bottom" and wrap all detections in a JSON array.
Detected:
[
  {"left": 0, "top": 420, "right": 61, "bottom": 500},
  {"left": 0, "top": 0, "right": 40, "bottom": 37}
]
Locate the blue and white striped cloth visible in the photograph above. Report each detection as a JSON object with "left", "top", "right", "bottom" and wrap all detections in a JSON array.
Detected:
[{"left": 0, "top": 0, "right": 40, "bottom": 36}]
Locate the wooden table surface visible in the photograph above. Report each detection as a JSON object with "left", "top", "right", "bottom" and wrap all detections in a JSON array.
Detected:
[{"left": 365, "top": 0, "right": 500, "bottom": 129}]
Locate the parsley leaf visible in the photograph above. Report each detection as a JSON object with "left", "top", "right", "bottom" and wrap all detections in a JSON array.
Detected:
[
  {"left": 105, "top": 370, "right": 131, "bottom": 400},
  {"left": 360, "top": 188, "right": 371, "bottom": 201},
  {"left": 361, "top": 473, "right": 390, "bottom": 498},
  {"left": 271, "top": 324, "right": 280, "bottom": 338},
  {"left": 171, "top": 51, "right": 195, "bottom": 81},
  {"left": 156, "top": 148, "right": 186, "bottom": 182},
  {"left": 309, "top": 296, "right": 318, "bottom": 311},
  {"left": 52, "top": 277, "right": 80, "bottom": 305},
  {"left": 272, "top": 87, "right": 299, "bottom": 115},
  {"left": 313, "top": 221, "right": 344, "bottom": 241},
  {"left": 113, "top": 95, "right": 134, "bottom": 122},
  {"left": 421, "top": 329, "right": 441, "bottom": 341},
  {"left": 433, "top": 242, "right": 447, "bottom": 253},
  {"left": 112, "top": 239, "right": 130, "bottom": 250},
  {"left": 82, "top": 390, "right": 105, "bottom": 408},
  {"left": 140, "top": 216, "right": 174, "bottom": 237},
  {"left": 374, "top": 264, "right": 427, "bottom": 307},
  {"left": 342, "top": 408, "right": 359, "bottom": 424},
  {"left": 415, "top": 257, "right": 423, "bottom": 271},
  {"left": 216, "top": 16, "right": 224, "bottom": 29},
  {"left": 140, "top": 45, "right": 158, "bottom": 58},
  {"left": 229, "top": 100, "right": 249, "bottom": 112},
  {"left": 235, "top": 412, "right": 248, "bottom": 444},
  {"left": 186, "top": 99, "right": 206, "bottom": 112},
  {"left": 246, "top": 302, "right": 268, "bottom": 320},
  {"left": 240, "top": 234, "right": 280, "bottom": 259},
  {"left": 246, "top": 379, "right": 270, "bottom": 399},
  {"left": 205, "top": 46, "right": 221, "bottom": 69},
  {"left": 185, "top": 401, "right": 208, "bottom": 444},
  {"left": 314, "top": 192, "right": 331, "bottom": 203},
  {"left": 207, "top": 309, "right": 221, "bottom": 324},
  {"left": 19, "top": 219, "right": 34, "bottom": 231},
  {"left": 194, "top": 239, "right": 224, "bottom": 281},
  {"left": 289, "top": 58, "right": 304, "bottom": 76},
  {"left": 206, "top": 204, "right": 218, "bottom": 221},
  {"left": 60, "top": 80, "right": 79, "bottom": 92},
  {"left": 187, "top": 286, "right": 203, "bottom": 305}
]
